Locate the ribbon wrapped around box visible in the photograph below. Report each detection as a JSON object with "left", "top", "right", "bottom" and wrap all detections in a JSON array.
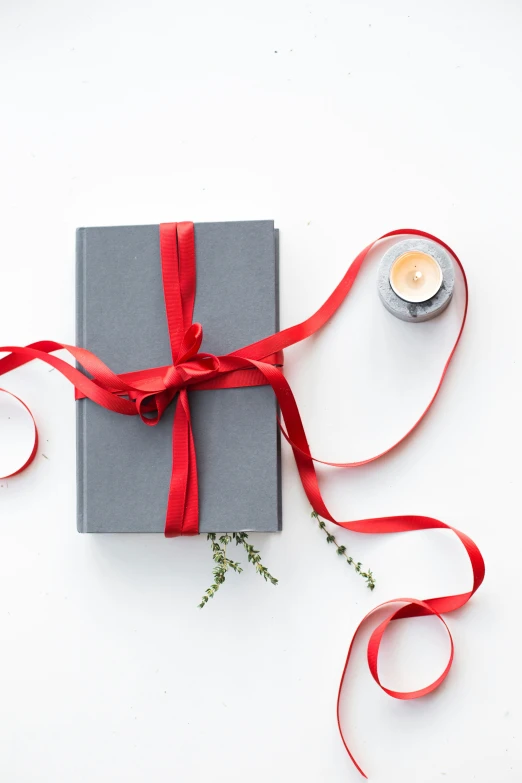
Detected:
[
  {"left": 76, "top": 220, "right": 282, "bottom": 534},
  {"left": 0, "top": 222, "right": 485, "bottom": 778}
]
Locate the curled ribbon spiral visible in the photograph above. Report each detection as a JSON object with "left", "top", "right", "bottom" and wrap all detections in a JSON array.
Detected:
[{"left": 0, "top": 224, "right": 484, "bottom": 777}]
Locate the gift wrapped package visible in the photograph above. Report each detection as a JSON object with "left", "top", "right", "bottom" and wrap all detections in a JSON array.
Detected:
[{"left": 76, "top": 221, "right": 281, "bottom": 533}]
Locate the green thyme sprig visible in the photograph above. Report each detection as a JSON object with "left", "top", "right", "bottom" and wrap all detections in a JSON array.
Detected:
[
  {"left": 198, "top": 534, "right": 243, "bottom": 608},
  {"left": 198, "top": 531, "right": 278, "bottom": 608},
  {"left": 232, "top": 532, "right": 278, "bottom": 585},
  {"left": 198, "top": 515, "right": 372, "bottom": 609},
  {"left": 311, "top": 510, "right": 375, "bottom": 590}
]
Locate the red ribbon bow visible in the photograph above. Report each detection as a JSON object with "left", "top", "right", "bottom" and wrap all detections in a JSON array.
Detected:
[{"left": 0, "top": 222, "right": 485, "bottom": 777}]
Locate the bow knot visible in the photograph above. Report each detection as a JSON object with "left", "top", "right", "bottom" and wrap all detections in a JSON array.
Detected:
[
  {"left": 163, "top": 322, "right": 220, "bottom": 391},
  {"left": 135, "top": 323, "right": 220, "bottom": 425}
]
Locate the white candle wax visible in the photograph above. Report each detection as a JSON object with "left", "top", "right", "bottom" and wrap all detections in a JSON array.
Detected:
[{"left": 389, "top": 250, "right": 443, "bottom": 303}]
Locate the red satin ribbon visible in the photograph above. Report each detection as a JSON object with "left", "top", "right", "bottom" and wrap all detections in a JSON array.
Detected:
[
  {"left": 0, "top": 389, "right": 38, "bottom": 477},
  {"left": 0, "top": 223, "right": 484, "bottom": 777}
]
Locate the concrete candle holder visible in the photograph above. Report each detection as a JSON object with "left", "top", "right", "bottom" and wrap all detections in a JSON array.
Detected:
[{"left": 377, "top": 238, "right": 455, "bottom": 322}]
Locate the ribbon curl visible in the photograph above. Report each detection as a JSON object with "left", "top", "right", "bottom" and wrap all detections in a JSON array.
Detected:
[{"left": 0, "top": 223, "right": 484, "bottom": 777}]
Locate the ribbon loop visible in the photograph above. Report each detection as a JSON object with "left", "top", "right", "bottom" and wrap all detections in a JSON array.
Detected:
[
  {"left": 177, "top": 322, "right": 204, "bottom": 363},
  {"left": 0, "top": 388, "right": 39, "bottom": 478},
  {"left": 366, "top": 599, "right": 454, "bottom": 700},
  {"left": 135, "top": 388, "right": 174, "bottom": 425}
]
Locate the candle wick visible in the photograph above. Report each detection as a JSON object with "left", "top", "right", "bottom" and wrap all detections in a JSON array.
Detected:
[{"left": 413, "top": 270, "right": 423, "bottom": 282}]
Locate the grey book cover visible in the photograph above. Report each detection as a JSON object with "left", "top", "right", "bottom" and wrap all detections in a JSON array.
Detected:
[{"left": 76, "top": 221, "right": 281, "bottom": 534}]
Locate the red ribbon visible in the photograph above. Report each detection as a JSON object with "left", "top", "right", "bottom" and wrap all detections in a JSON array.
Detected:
[{"left": 0, "top": 223, "right": 484, "bottom": 777}]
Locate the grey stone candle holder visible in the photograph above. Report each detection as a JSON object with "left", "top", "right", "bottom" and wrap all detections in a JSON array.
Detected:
[{"left": 377, "top": 238, "right": 455, "bottom": 322}]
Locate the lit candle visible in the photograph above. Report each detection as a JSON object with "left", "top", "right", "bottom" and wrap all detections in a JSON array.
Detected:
[
  {"left": 389, "top": 250, "right": 443, "bottom": 303},
  {"left": 377, "top": 239, "right": 455, "bottom": 322}
]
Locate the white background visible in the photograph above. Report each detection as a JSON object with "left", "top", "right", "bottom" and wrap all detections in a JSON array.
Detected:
[{"left": 0, "top": 1, "right": 519, "bottom": 781}]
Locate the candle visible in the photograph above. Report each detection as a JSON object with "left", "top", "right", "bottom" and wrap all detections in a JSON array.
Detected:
[
  {"left": 389, "top": 250, "right": 443, "bottom": 303},
  {"left": 377, "top": 239, "right": 455, "bottom": 322}
]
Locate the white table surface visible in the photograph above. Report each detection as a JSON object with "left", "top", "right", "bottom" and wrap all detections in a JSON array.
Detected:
[{"left": 0, "top": 1, "right": 519, "bottom": 781}]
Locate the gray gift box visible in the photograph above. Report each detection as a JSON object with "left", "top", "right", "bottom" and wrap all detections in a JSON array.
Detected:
[{"left": 76, "top": 221, "right": 281, "bottom": 534}]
